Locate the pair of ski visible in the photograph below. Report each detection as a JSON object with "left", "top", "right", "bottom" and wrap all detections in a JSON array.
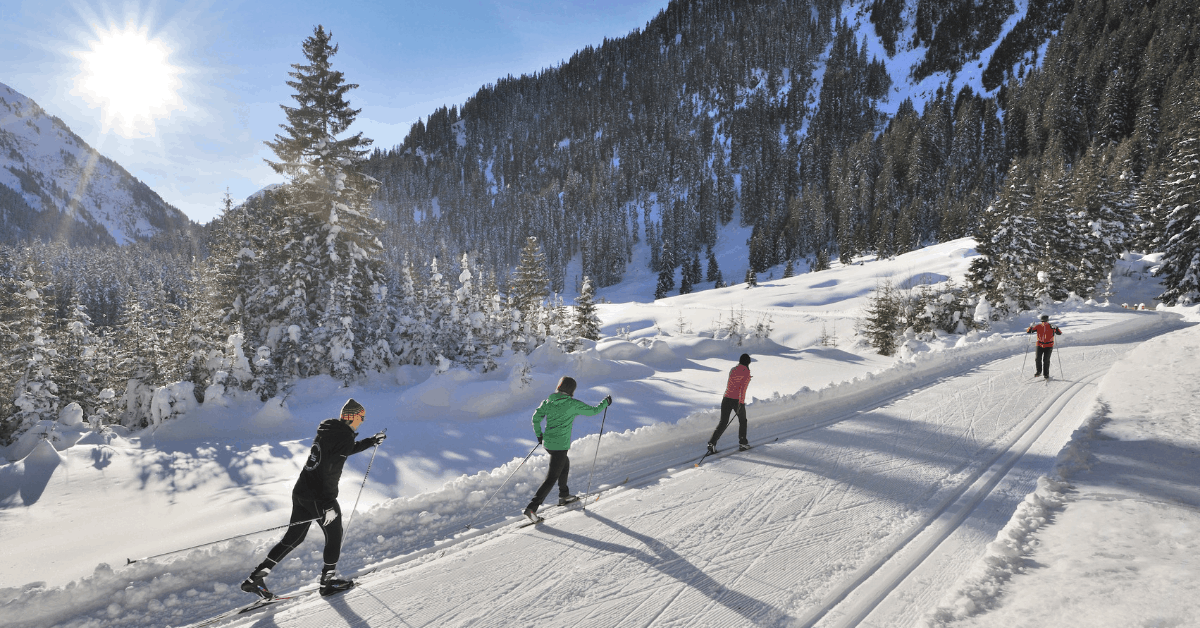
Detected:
[
  {"left": 189, "top": 581, "right": 356, "bottom": 628},
  {"left": 695, "top": 437, "right": 777, "bottom": 467},
  {"left": 518, "top": 495, "right": 586, "bottom": 528}
]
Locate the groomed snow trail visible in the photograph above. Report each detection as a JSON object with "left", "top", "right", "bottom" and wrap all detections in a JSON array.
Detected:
[{"left": 195, "top": 332, "right": 1162, "bottom": 628}]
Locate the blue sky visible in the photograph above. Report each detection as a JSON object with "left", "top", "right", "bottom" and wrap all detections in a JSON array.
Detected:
[{"left": 0, "top": 0, "right": 668, "bottom": 224}]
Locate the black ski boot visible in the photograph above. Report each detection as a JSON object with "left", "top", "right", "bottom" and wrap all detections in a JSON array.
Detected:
[
  {"left": 523, "top": 505, "right": 539, "bottom": 522},
  {"left": 319, "top": 570, "right": 355, "bottom": 597},
  {"left": 558, "top": 494, "right": 580, "bottom": 506},
  {"left": 706, "top": 443, "right": 717, "bottom": 455},
  {"left": 240, "top": 571, "right": 274, "bottom": 600},
  {"left": 739, "top": 443, "right": 751, "bottom": 452}
]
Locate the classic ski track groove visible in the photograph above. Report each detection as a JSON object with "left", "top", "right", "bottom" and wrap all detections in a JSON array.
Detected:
[{"left": 795, "top": 366, "right": 1109, "bottom": 628}]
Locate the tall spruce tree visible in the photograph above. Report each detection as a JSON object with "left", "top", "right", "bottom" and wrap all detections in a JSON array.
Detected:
[
  {"left": 264, "top": 25, "right": 387, "bottom": 382},
  {"left": 513, "top": 236, "right": 550, "bottom": 318},
  {"left": 573, "top": 276, "right": 602, "bottom": 341}
]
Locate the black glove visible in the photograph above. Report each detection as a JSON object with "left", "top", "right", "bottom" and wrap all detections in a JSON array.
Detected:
[
  {"left": 537, "top": 436, "right": 543, "bottom": 445},
  {"left": 603, "top": 395, "right": 612, "bottom": 405},
  {"left": 368, "top": 431, "right": 387, "bottom": 446}
]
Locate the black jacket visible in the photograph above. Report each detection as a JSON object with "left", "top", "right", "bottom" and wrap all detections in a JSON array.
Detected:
[{"left": 293, "top": 418, "right": 375, "bottom": 504}]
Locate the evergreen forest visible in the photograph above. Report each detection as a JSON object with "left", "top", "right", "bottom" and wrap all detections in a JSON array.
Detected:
[{"left": 2, "top": 0, "right": 1199, "bottom": 444}]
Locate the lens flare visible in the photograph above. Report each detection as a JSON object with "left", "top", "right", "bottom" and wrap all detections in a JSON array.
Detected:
[{"left": 73, "top": 25, "right": 183, "bottom": 137}]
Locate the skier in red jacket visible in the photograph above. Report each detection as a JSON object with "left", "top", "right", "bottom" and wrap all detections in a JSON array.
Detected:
[
  {"left": 708, "top": 353, "right": 752, "bottom": 454},
  {"left": 1026, "top": 315, "right": 1062, "bottom": 380}
]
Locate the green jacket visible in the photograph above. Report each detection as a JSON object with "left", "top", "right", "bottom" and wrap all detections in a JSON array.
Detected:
[{"left": 531, "top": 392, "right": 610, "bottom": 451}]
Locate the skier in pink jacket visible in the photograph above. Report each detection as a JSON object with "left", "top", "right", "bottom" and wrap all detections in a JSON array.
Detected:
[{"left": 708, "top": 353, "right": 752, "bottom": 454}]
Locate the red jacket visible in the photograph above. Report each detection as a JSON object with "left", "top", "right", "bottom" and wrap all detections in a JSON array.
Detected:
[
  {"left": 723, "top": 364, "right": 752, "bottom": 404},
  {"left": 1026, "top": 322, "right": 1062, "bottom": 348}
]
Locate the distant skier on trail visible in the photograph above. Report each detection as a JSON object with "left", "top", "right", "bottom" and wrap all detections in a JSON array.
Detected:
[
  {"left": 240, "top": 398, "right": 386, "bottom": 599},
  {"left": 523, "top": 376, "right": 612, "bottom": 522},
  {"left": 708, "top": 353, "right": 753, "bottom": 455},
  {"left": 1026, "top": 315, "right": 1063, "bottom": 380}
]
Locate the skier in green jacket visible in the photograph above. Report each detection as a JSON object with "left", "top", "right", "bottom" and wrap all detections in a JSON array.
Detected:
[{"left": 523, "top": 376, "right": 612, "bottom": 521}]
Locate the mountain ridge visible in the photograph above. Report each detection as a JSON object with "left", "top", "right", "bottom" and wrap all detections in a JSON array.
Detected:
[{"left": 0, "top": 81, "right": 196, "bottom": 247}]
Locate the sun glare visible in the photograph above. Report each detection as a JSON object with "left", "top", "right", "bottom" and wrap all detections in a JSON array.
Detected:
[{"left": 73, "top": 25, "right": 183, "bottom": 138}]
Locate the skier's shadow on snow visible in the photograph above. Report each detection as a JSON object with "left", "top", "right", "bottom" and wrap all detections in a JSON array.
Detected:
[
  {"left": 538, "top": 511, "right": 784, "bottom": 623},
  {"left": 246, "top": 592, "right": 373, "bottom": 628}
]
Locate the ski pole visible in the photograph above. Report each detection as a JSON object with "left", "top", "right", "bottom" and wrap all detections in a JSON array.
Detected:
[
  {"left": 583, "top": 405, "right": 609, "bottom": 509},
  {"left": 126, "top": 516, "right": 324, "bottom": 565},
  {"left": 462, "top": 442, "right": 542, "bottom": 529},
  {"left": 343, "top": 428, "right": 385, "bottom": 538},
  {"left": 1022, "top": 329, "right": 1032, "bottom": 373},
  {"left": 1055, "top": 341, "right": 1064, "bottom": 380}
]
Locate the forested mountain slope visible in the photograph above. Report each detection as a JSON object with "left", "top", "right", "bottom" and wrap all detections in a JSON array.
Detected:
[{"left": 362, "top": 0, "right": 1199, "bottom": 305}]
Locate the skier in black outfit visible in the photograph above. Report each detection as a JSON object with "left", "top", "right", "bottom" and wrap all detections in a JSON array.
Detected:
[{"left": 240, "top": 398, "right": 386, "bottom": 599}]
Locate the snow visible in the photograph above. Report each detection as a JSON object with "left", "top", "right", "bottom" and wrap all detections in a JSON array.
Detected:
[{"left": 2, "top": 238, "right": 1198, "bottom": 628}]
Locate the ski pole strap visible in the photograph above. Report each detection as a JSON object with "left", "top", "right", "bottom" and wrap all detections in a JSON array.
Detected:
[{"left": 126, "top": 515, "right": 324, "bottom": 565}]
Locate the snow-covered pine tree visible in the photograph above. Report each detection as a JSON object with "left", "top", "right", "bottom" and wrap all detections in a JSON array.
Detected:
[
  {"left": 968, "top": 161, "right": 1039, "bottom": 313},
  {"left": 454, "top": 253, "right": 488, "bottom": 368},
  {"left": 745, "top": 268, "right": 758, "bottom": 287},
  {"left": 320, "top": 273, "right": 358, "bottom": 385},
  {"left": 181, "top": 260, "right": 226, "bottom": 401},
  {"left": 110, "top": 286, "right": 158, "bottom": 429},
  {"left": 573, "top": 276, "right": 602, "bottom": 341},
  {"left": 858, "top": 280, "right": 902, "bottom": 356},
  {"left": 424, "top": 256, "right": 456, "bottom": 362},
  {"left": 1156, "top": 98, "right": 1200, "bottom": 305},
  {"left": 393, "top": 257, "right": 431, "bottom": 365},
  {"left": 655, "top": 240, "right": 675, "bottom": 299},
  {"left": 1071, "top": 145, "right": 1133, "bottom": 300},
  {"left": 1032, "top": 155, "right": 1082, "bottom": 304},
  {"left": 53, "top": 295, "right": 103, "bottom": 415},
  {"left": 679, "top": 262, "right": 694, "bottom": 295},
  {"left": 2, "top": 260, "right": 59, "bottom": 443},
  {"left": 0, "top": 251, "right": 20, "bottom": 442},
  {"left": 512, "top": 236, "right": 550, "bottom": 319},
  {"left": 706, "top": 250, "right": 721, "bottom": 284},
  {"left": 264, "top": 25, "right": 386, "bottom": 382}
]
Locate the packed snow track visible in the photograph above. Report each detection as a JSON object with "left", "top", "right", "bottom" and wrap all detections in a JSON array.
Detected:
[{"left": 189, "top": 328, "right": 1168, "bottom": 628}]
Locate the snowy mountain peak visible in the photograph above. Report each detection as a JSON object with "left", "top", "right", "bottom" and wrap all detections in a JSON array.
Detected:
[{"left": 0, "top": 82, "right": 194, "bottom": 246}]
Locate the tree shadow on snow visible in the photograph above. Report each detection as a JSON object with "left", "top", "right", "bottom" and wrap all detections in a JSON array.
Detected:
[
  {"left": 0, "top": 442, "right": 61, "bottom": 506},
  {"left": 1078, "top": 436, "right": 1200, "bottom": 508},
  {"left": 538, "top": 511, "right": 788, "bottom": 625}
]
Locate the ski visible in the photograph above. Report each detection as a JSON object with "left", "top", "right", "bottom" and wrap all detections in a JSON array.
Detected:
[
  {"left": 189, "top": 595, "right": 295, "bottom": 628},
  {"left": 517, "top": 516, "right": 545, "bottom": 529},
  {"left": 320, "top": 581, "right": 357, "bottom": 597}
]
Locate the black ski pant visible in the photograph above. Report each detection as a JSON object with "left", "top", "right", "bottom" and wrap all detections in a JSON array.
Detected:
[
  {"left": 709, "top": 396, "right": 748, "bottom": 447},
  {"left": 1035, "top": 346, "right": 1054, "bottom": 377},
  {"left": 257, "top": 497, "right": 343, "bottom": 573},
  {"left": 528, "top": 449, "right": 571, "bottom": 510}
]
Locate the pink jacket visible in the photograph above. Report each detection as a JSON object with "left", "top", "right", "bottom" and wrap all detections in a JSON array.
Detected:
[{"left": 723, "top": 364, "right": 751, "bottom": 404}]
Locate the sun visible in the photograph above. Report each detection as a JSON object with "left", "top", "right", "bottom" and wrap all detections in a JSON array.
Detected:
[{"left": 73, "top": 25, "right": 183, "bottom": 138}]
